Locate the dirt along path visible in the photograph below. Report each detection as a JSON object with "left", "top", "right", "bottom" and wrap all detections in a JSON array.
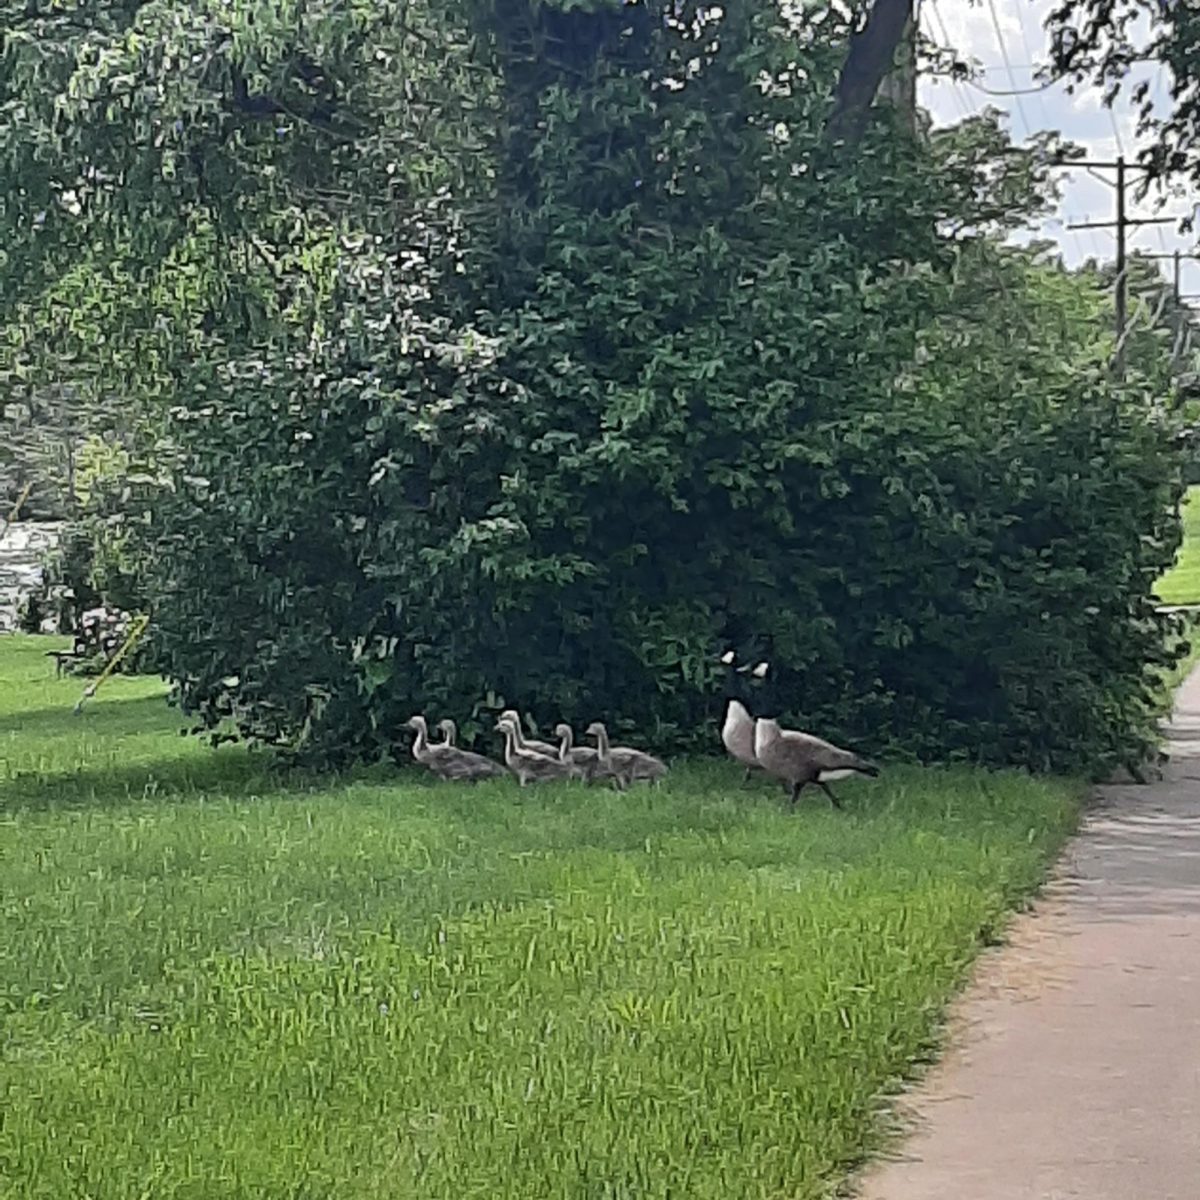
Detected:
[{"left": 857, "top": 668, "right": 1200, "bottom": 1200}]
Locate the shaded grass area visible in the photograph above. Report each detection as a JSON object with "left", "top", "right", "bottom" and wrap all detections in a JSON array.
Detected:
[
  {"left": 0, "top": 634, "right": 1080, "bottom": 1199},
  {"left": 1156, "top": 485, "right": 1200, "bottom": 605}
]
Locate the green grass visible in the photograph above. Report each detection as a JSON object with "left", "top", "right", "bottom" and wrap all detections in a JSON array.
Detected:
[
  {"left": 0, "top": 634, "right": 1079, "bottom": 1199},
  {"left": 1153, "top": 485, "right": 1200, "bottom": 697},
  {"left": 1156, "top": 485, "right": 1200, "bottom": 605}
]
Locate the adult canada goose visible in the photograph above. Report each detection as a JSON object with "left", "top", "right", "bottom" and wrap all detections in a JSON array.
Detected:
[
  {"left": 554, "top": 723, "right": 601, "bottom": 781},
  {"left": 585, "top": 721, "right": 668, "bottom": 789},
  {"left": 497, "top": 715, "right": 574, "bottom": 786},
  {"left": 405, "top": 715, "right": 505, "bottom": 782},
  {"left": 722, "top": 698, "right": 759, "bottom": 782},
  {"left": 719, "top": 651, "right": 770, "bottom": 783},
  {"left": 722, "top": 649, "right": 770, "bottom": 681},
  {"left": 753, "top": 717, "right": 879, "bottom": 810},
  {"left": 498, "top": 709, "right": 559, "bottom": 758}
]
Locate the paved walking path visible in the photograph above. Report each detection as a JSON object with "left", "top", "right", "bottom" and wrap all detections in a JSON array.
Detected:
[{"left": 858, "top": 668, "right": 1200, "bottom": 1200}]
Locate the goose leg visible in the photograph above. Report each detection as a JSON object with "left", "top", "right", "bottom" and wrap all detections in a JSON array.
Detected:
[
  {"left": 818, "top": 780, "right": 844, "bottom": 810},
  {"left": 789, "top": 780, "right": 805, "bottom": 808},
  {"left": 742, "top": 766, "right": 753, "bottom": 785}
]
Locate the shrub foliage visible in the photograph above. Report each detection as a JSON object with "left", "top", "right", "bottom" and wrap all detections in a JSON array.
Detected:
[{"left": 0, "top": 1, "right": 1188, "bottom": 774}]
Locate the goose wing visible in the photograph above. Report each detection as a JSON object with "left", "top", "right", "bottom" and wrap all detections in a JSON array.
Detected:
[
  {"left": 779, "top": 730, "right": 875, "bottom": 774},
  {"left": 610, "top": 747, "right": 668, "bottom": 781},
  {"left": 432, "top": 747, "right": 505, "bottom": 780},
  {"left": 525, "top": 750, "right": 573, "bottom": 780}
]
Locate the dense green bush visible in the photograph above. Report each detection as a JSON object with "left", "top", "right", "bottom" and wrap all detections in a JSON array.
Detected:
[
  {"left": 145, "top": 238, "right": 1186, "bottom": 774},
  {"left": 0, "top": 1, "right": 1187, "bottom": 774}
]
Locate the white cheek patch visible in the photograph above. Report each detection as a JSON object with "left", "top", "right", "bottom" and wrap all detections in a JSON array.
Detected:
[{"left": 817, "top": 769, "right": 856, "bottom": 782}]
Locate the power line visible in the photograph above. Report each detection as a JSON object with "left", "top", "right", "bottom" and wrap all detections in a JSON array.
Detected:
[
  {"left": 1107, "top": 108, "right": 1126, "bottom": 159},
  {"left": 1149, "top": 65, "right": 1178, "bottom": 287},
  {"left": 978, "top": 61, "right": 1060, "bottom": 72},
  {"left": 1065, "top": 214, "right": 1110, "bottom": 262},
  {"left": 985, "top": 0, "right": 1031, "bottom": 136},
  {"left": 956, "top": 75, "right": 1058, "bottom": 98},
  {"left": 923, "top": 0, "right": 952, "bottom": 59},
  {"left": 1013, "top": 21, "right": 1040, "bottom": 73},
  {"left": 1077, "top": 170, "right": 1116, "bottom": 258},
  {"left": 1012, "top": 0, "right": 1057, "bottom": 135},
  {"left": 1094, "top": 58, "right": 1181, "bottom": 301},
  {"left": 925, "top": 0, "right": 975, "bottom": 122}
]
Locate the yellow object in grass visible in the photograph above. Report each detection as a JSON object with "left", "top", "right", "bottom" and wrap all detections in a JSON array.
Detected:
[{"left": 72, "top": 614, "right": 150, "bottom": 714}]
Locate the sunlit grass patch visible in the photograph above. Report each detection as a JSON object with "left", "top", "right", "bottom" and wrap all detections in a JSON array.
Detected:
[{"left": 1157, "top": 485, "right": 1200, "bottom": 605}]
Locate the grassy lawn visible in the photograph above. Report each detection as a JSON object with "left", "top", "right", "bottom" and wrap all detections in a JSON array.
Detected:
[
  {"left": 1156, "top": 485, "right": 1200, "bottom": 605},
  {"left": 0, "top": 634, "right": 1079, "bottom": 1199}
]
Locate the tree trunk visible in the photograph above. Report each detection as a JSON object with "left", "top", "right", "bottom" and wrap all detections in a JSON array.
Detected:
[{"left": 827, "top": 0, "right": 915, "bottom": 146}]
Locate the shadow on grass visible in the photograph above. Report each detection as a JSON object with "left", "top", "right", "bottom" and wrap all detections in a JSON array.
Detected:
[
  {"left": 0, "top": 694, "right": 183, "bottom": 738},
  {"left": 0, "top": 747, "right": 314, "bottom": 814}
]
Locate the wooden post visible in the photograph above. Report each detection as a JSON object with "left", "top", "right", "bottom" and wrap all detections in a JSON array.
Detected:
[{"left": 1114, "top": 155, "right": 1128, "bottom": 380}]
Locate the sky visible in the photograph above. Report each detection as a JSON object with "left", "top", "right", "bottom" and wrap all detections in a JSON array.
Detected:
[{"left": 917, "top": 0, "right": 1199, "bottom": 304}]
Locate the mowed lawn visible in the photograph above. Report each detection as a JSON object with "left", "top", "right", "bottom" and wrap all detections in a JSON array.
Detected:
[
  {"left": 1157, "top": 485, "right": 1200, "bottom": 605},
  {"left": 0, "top": 635, "right": 1079, "bottom": 1199}
]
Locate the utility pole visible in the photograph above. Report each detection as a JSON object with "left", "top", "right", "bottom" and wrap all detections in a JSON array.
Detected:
[
  {"left": 1142, "top": 251, "right": 1200, "bottom": 307},
  {"left": 1062, "top": 156, "right": 1176, "bottom": 380},
  {"left": 1115, "top": 156, "right": 1127, "bottom": 378},
  {"left": 1141, "top": 251, "right": 1200, "bottom": 372}
]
